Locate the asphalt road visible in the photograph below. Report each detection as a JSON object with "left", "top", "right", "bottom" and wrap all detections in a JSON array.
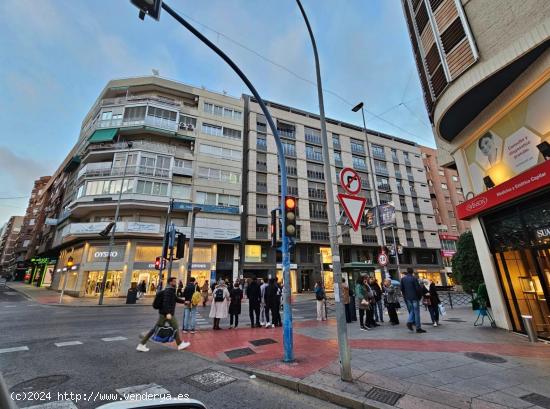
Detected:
[{"left": 0, "top": 288, "right": 341, "bottom": 409}]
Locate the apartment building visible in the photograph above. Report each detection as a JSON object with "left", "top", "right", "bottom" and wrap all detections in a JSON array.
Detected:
[
  {"left": 0, "top": 216, "right": 24, "bottom": 276},
  {"left": 401, "top": 0, "right": 550, "bottom": 337},
  {"left": 40, "top": 76, "right": 244, "bottom": 297},
  {"left": 241, "top": 96, "right": 444, "bottom": 292},
  {"left": 421, "top": 145, "right": 470, "bottom": 282}
]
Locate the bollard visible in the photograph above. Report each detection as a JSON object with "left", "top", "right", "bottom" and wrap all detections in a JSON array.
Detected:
[
  {"left": 521, "top": 315, "right": 538, "bottom": 343},
  {"left": 448, "top": 292, "right": 453, "bottom": 309}
]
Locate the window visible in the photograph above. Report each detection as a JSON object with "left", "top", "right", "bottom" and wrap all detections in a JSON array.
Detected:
[
  {"left": 310, "top": 201, "right": 328, "bottom": 219},
  {"left": 256, "top": 173, "right": 267, "bottom": 192},
  {"left": 311, "top": 223, "right": 329, "bottom": 241},
  {"left": 391, "top": 148, "right": 398, "bottom": 160},
  {"left": 308, "top": 181, "right": 325, "bottom": 200},
  {"left": 374, "top": 159, "right": 388, "bottom": 175},
  {"left": 372, "top": 144, "right": 385, "bottom": 157},
  {"left": 201, "top": 123, "right": 241, "bottom": 140},
  {"left": 174, "top": 159, "right": 192, "bottom": 169},
  {"left": 196, "top": 191, "right": 239, "bottom": 207},
  {"left": 85, "top": 179, "right": 133, "bottom": 196},
  {"left": 256, "top": 195, "right": 267, "bottom": 214},
  {"left": 196, "top": 191, "right": 216, "bottom": 205},
  {"left": 199, "top": 144, "right": 241, "bottom": 161},
  {"left": 350, "top": 139, "right": 365, "bottom": 153},
  {"left": 306, "top": 145, "right": 323, "bottom": 161},
  {"left": 441, "top": 183, "right": 448, "bottom": 190},
  {"left": 171, "top": 184, "right": 191, "bottom": 200},
  {"left": 198, "top": 167, "right": 240, "bottom": 184},
  {"left": 256, "top": 152, "right": 267, "bottom": 170},
  {"left": 334, "top": 151, "right": 342, "bottom": 165},
  {"left": 307, "top": 163, "right": 325, "bottom": 180},
  {"left": 204, "top": 102, "right": 242, "bottom": 120},
  {"left": 179, "top": 115, "right": 197, "bottom": 129},
  {"left": 136, "top": 180, "right": 168, "bottom": 196},
  {"left": 255, "top": 217, "right": 268, "bottom": 235},
  {"left": 147, "top": 106, "right": 177, "bottom": 121},
  {"left": 223, "top": 127, "right": 242, "bottom": 140},
  {"left": 282, "top": 140, "right": 296, "bottom": 157},
  {"left": 376, "top": 176, "right": 390, "bottom": 190},
  {"left": 304, "top": 127, "right": 321, "bottom": 144},
  {"left": 257, "top": 135, "right": 267, "bottom": 150},
  {"left": 352, "top": 155, "right": 367, "bottom": 170},
  {"left": 123, "top": 106, "right": 146, "bottom": 122},
  {"left": 101, "top": 111, "right": 112, "bottom": 120},
  {"left": 379, "top": 192, "right": 392, "bottom": 204},
  {"left": 332, "top": 134, "right": 340, "bottom": 147}
]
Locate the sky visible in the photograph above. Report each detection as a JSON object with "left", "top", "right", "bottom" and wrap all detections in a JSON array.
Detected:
[{"left": 0, "top": 0, "right": 435, "bottom": 226}]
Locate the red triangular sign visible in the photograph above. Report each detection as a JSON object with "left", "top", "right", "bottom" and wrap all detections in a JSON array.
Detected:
[{"left": 337, "top": 193, "right": 367, "bottom": 231}]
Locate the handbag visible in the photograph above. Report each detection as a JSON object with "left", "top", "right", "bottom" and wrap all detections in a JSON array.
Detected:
[
  {"left": 361, "top": 298, "right": 370, "bottom": 307},
  {"left": 422, "top": 296, "right": 432, "bottom": 306},
  {"left": 438, "top": 304, "right": 447, "bottom": 316}
]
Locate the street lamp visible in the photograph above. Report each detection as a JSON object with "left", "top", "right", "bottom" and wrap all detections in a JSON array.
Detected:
[
  {"left": 98, "top": 141, "right": 133, "bottom": 305},
  {"left": 186, "top": 206, "right": 201, "bottom": 282},
  {"left": 296, "top": 0, "right": 351, "bottom": 381},
  {"left": 352, "top": 102, "right": 390, "bottom": 279}
]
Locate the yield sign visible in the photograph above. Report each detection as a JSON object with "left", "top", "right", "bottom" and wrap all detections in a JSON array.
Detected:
[{"left": 337, "top": 193, "right": 367, "bottom": 231}]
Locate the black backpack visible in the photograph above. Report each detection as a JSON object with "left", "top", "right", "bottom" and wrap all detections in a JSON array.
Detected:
[
  {"left": 214, "top": 288, "right": 224, "bottom": 302},
  {"left": 152, "top": 290, "right": 164, "bottom": 310}
]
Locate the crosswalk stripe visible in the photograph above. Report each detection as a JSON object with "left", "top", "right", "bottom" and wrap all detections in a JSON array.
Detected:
[
  {"left": 0, "top": 346, "right": 29, "bottom": 354},
  {"left": 25, "top": 400, "right": 77, "bottom": 409},
  {"left": 3, "top": 305, "right": 16, "bottom": 308},
  {"left": 55, "top": 341, "right": 83, "bottom": 347},
  {"left": 101, "top": 336, "right": 127, "bottom": 342},
  {"left": 116, "top": 383, "right": 170, "bottom": 398}
]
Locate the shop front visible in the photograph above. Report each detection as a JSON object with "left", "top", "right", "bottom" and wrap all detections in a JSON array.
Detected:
[
  {"left": 28, "top": 257, "right": 57, "bottom": 287},
  {"left": 84, "top": 270, "right": 124, "bottom": 296},
  {"left": 81, "top": 244, "right": 127, "bottom": 297}
]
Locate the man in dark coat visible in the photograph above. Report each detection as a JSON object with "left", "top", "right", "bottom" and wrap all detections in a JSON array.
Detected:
[
  {"left": 400, "top": 268, "right": 426, "bottom": 333},
  {"left": 246, "top": 276, "right": 261, "bottom": 327}
]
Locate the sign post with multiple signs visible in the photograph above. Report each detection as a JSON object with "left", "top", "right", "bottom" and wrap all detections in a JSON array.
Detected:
[{"left": 337, "top": 168, "right": 367, "bottom": 232}]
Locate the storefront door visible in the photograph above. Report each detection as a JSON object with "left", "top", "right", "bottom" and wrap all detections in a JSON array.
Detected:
[
  {"left": 85, "top": 271, "right": 124, "bottom": 297},
  {"left": 131, "top": 270, "right": 161, "bottom": 294}
]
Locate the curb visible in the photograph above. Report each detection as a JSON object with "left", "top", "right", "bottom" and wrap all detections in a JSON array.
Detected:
[{"left": 227, "top": 365, "right": 393, "bottom": 409}]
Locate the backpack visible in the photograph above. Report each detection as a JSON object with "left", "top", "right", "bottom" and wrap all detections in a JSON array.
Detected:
[
  {"left": 152, "top": 320, "right": 176, "bottom": 343},
  {"left": 191, "top": 291, "right": 201, "bottom": 306},
  {"left": 214, "top": 288, "right": 225, "bottom": 302},
  {"left": 315, "top": 289, "right": 325, "bottom": 301},
  {"left": 152, "top": 290, "right": 164, "bottom": 310}
]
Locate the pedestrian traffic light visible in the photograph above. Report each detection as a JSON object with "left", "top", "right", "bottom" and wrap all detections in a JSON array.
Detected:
[
  {"left": 270, "top": 209, "right": 278, "bottom": 248},
  {"left": 155, "top": 257, "right": 161, "bottom": 270},
  {"left": 175, "top": 233, "right": 186, "bottom": 259},
  {"left": 162, "top": 231, "right": 169, "bottom": 259},
  {"left": 284, "top": 196, "right": 297, "bottom": 238},
  {"left": 130, "top": 0, "right": 162, "bottom": 21}
]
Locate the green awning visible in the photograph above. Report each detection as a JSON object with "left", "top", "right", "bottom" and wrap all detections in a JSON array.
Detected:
[{"left": 89, "top": 128, "right": 118, "bottom": 143}]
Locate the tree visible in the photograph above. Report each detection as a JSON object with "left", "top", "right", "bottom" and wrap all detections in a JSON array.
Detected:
[{"left": 452, "top": 231, "right": 484, "bottom": 293}]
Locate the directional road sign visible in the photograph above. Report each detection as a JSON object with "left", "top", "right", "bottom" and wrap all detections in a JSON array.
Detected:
[
  {"left": 337, "top": 193, "right": 367, "bottom": 231},
  {"left": 339, "top": 167, "right": 361, "bottom": 195}
]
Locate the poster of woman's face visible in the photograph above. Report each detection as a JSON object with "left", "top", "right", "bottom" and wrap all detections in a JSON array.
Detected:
[{"left": 475, "top": 130, "right": 503, "bottom": 170}]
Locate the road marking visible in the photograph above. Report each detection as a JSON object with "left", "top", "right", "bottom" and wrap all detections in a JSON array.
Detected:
[
  {"left": 3, "top": 305, "right": 16, "bottom": 308},
  {"left": 101, "top": 336, "right": 127, "bottom": 342},
  {"left": 0, "top": 346, "right": 29, "bottom": 354},
  {"left": 26, "top": 401, "right": 77, "bottom": 409},
  {"left": 55, "top": 341, "right": 83, "bottom": 347},
  {"left": 116, "top": 383, "right": 170, "bottom": 399},
  {"left": 4, "top": 292, "right": 18, "bottom": 295}
]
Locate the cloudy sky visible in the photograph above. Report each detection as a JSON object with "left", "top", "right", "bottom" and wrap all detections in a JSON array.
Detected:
[{"left": 0, "top": 0, "right": 434, "bottom": 226}]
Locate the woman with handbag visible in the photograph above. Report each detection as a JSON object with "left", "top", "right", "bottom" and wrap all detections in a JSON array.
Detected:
[
  {"left": 355, "top": 275, "right": 372, "bottom": 330},
  {"left": 422, "top": 279, "right": 441, "bottom": 327},
  {"left": 364, "top": 278, "right": 378, "bottom": 328},
  {"left": 383, "top": 278, "right": 400, "bottom": 325}
]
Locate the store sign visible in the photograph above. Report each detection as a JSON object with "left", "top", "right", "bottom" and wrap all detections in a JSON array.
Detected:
[
  {"left": 441, "top": 250, "right": 456, "bottom": 258},
  {"left": 244, "top": 245, "right": 262, "bottom": 263},
  {"left": 31, "top": 257, "right": 56, "bottom": 264},
  {"left": 439, "top": 234, "right": 458, "bottom": 241},
  {"left": 457, "top": 159, "right": 550, "bottom": 220},
  {"left": 133, "top": 262, "right": 157, "bottom": 270},
  {"left": 176, "top": 218, "right": 240, "bottom": 241},
  {"left": 88, "top": 245, "right": 126, "bottom": 262},
  {"left": 464, "top": 79, "right": 549, "bottom": 194},
  {"left": 320, "top": 247, "right": 332, "bottom": 264},
  {"left": 191, "top": 263, "right": 211, "bottom": 270},
  {"left": 536, "top": 227, "right": 550, "bottom": 238},
  {"left": 378, "top": 203, "right": 396, "bottom": 226}
]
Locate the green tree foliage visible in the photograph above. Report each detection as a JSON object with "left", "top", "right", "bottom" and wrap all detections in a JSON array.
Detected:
[{"left": 452, "top": 231, "right": 484, "bottom": 292}]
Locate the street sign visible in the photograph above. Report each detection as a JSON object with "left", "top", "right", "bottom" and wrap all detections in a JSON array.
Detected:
[
  {"left": 339, "top": 167, "right": 361, "bottom": 195},
  {"left": 377, "top": 252, "right": 388, "bottom": 266},
  {"left": 337, "top": 193, "right": 367, "bottom": 231}
]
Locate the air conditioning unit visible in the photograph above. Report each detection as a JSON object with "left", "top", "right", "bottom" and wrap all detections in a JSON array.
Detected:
[{"left": 187, "top": 124, "right": 194, "bottom": 131}]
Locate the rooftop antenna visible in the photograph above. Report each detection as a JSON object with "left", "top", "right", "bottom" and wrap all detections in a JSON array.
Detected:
[{"left": 152, "top": 69, "right": 160, "bottom": 76}]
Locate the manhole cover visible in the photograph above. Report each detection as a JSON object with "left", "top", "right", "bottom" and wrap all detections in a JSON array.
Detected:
[
  {"left": 225, "top": 347, "right": 256, "bottom": 359},
  {"left": 464, "top": 352, "right": 507, "bottom": 363},
  {"left": 184, "top": 369, "right": 236, "bottom": 392},
  {"left": 10, "top": 375, "right": 70, "bottom": 392},
  {"left": 444, "top": 318, "right": 467, "bottom": 322},
  {"left": 365, "top": 386, "right": 403, "bottom": 406},
  {"left": 249, "top": 338, "right": 277, "bottom": 347},
  {"left": 521, "top": 393, "right": 550, "bottom": 409}
]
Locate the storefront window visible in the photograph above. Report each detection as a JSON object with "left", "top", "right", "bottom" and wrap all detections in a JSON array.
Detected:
[
  {"left": 416, "top": 271, "right": 443, "bottom": 285},
  {"left": 135, "top": 245, "right": 162, "bottom": 262},
  {"left": 84, "top": 271, "right": 124, "bottom": 296},
  {"left": 131, "top": 270, "right": 162, "bottom": 294}
]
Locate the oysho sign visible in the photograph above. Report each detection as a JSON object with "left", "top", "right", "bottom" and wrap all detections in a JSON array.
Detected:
[{"left": 88, "top": 245, "right": 126, "bottom": 263}]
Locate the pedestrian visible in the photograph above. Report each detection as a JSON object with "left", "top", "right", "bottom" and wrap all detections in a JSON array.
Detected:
[
  {"left": 137, "top": 277, "right": 190, "bottom": 352},
  {"left": 177, "top": 280, "right": 184, "bottom": 297},
  {"left": 274, "top": 277, "right": 283, "bottom": 327},
  {"left": 200, "top": 280, "right": 209, "bottom": 307},
  {"left": 422, "top": 279, "right": 441, "bottom": 327},
  {"left": 260, "top": 278, "right": 269, "bottom": 326},
  {"left": 246, "top": 275, "right": 262, "bottom": 327},
  {"left": 314, "top": 281, "right": 327, "bottom": 321},
  {"left": 137, "top": 280, "right": 147, "bottom": 299},
  {"left": 229, "top": 279, "right": 243, "bottom": 329},
  {"left": 349, "top": 281, "right": 357, "bottom": 322},
  {"left": 364, "top": 277, "right": 377, "bottom": 328},
  {"left": 209, "top": 279, "right": 230, "bottom": 330},
  {"left": 370, "top": 277, "right": 384, "bottom": 323},
  {"left": 400, "top": 268, "right": 426, "bottom": 333},
  {"left": 355, "top": 275, "right": 370, "bottom": 330},
  {"left": 383, "top": 278, "right": 400, "bottom": 325},
  {"left": 182, "top": 277, "right": 199, "bottom": 334},
  {"left": 341, "top": 278, "right": 351, "bottom": 323},
  {"left": 265, "top": 278, "right": 281, "bottom": 328}
]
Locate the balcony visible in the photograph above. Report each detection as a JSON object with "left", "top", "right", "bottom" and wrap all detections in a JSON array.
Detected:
[
  {"left": 256, "top": 140, "right": 267, "bottom": 151},
  {"left": 305, "top": 133, "right": 321, "bottom": 144},
  {"left": 403, "top": 221, "right": 411, "bottom": 229},
  {"left": 410, "top": 189, "right": 417, "bottom": 197},
  {"left": 97, "top": 115, "right": 177, "bottom": 134},
  {"left": 311, "top": 231, "right": 330, "bottom": 241},
  {"left": 256, "top": 182, "right": 268, "bottom": 193},
  {"left": 420, "top": 239, "right": 427, "bottom": 248},
  {"left": 407, "top": 173, "right": 414, "bottom": 181},
  {"left": 413, "top": 206, "right": 421, "bottom": 214},
  {"left": 256, "top": 205, "right": 268, "bottom": 215},
  {"left": 416, "top": 222, "right": 424, "bottom": 230},
  {"left": 278, "top": 128, "right": 296, "bottom": 139},
  {"left": 335, "top": 159, "right": 343, "bottom": 167},
  {"left": 377, "top": 184, "right": 391, "bottom": 192},
  {"left": 362, "top": 235, "right": 378, "bottom": 244},
  {"left": 404, "top": 158, "right": 412, "bottom": 166},
  {"left": 283, "top": 147, "right": 296, "bottom": 157},
  {"left": 310, "top": 210, "right": 328, "bottom": 220},
  {"left": 112, "top": 165, "right": 170, "bottom": 178},
  {"left": 256, "top": 161, "right": 267, "bottom": 172},
  {"left": 306, "top": 151, "right": 323, "bottom": 162},
  {"left": 307, "top": 170, "right": 325, "bottom": 180},
  {"left": 351, "top": 145, "right": 366, "bottom": 154},
  {"left": 392, "top": 155, "right": 400, "bottom": 163},
  {"left": 308, "top": 189, "right": 326, "bottom": 200},
  {"left": 60, "top": 221, "right": 161, "bottom": 240},
  {"left": 372, "top": 151, "right": 386, "bottom": 160},
  {"left": 397, "top": 186, "right": 405, "bottom": 194},
  {"left": 375, "top": 167, "right": 389, "bottom": 177},
  {"left": 395, "top": 171, "right": 402, "bottom": 179},
  {"left": 407, "top": 239, "right": 414, "bottom": 247},
  {"left": 280, "top": 185, "right": 299, "bottom": 196}
]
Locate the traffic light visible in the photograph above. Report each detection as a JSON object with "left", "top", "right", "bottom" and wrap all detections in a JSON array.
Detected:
[
  {"left": 130, "top": 0, "right": 162, "bottom": 21},
  {"left": 175, "top": 233, "right": 186, "bottom": 259},
  {"left": 155, "top": 256, "right": 161, "bottom": 270},
  {"left": 162, "top": 231, "right": 169, "bottom": 259},
  {"left": 270, "top": 209, "right": 278, "bottom": 248},
  {"left": 66, "top": 257, "right": 74, "bottom": 269},
  {"left": 284, "top": 196, "right": 297, "bottom": 238},
  {"left": 99, "top": 222, "right": 115, "bottom": 237}
]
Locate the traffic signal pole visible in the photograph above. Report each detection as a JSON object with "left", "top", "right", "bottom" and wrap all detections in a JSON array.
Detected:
[
  {"left": 158, "top": 2, "right": 294, "bottom": 362},
  {"left": 296, "top": 0, "right": 352, "bottom": 381}
]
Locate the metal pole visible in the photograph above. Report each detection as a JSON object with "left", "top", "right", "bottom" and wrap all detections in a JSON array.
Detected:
[
  {"left": 357, "top": 105, "right": 390, "bottom": 279},
  {"left": 186, "top": 206, "right": 199, "bottom": 282},
  {"left": 167, "top": 224, "right": 175, "bottom": 280},
  {"left": 98, "top": 142, "right": 132, "bottom": 305},
  {"left": 391, "top": 225, "right": 401, "bottom": 276},
  {"left": 160, "top": 2, "right": 293, "bottom": 362},
  {"left": 296, "top": 0, "right": 351, "bottom": 381},
  {"left": 318, "top": 253, "right": 327, "bottom": 319},
  {"left": 158, "top": 198, "right": 173, "bottom": 291},
  {"left": 59, "top": 270, "right": 68, "bottom": 304}
]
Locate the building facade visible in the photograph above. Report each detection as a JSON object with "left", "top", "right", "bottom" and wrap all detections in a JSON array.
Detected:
[
  {"left": 0, "top": 216, "right": 24, "bottom": 277},
  {"left": 421, "top": 145, "right": 470, "bottom": 282},
  {"left": 402, "top": 0, "right": 550, "bottom": 338},
  {"left": 241, "top": 97, "right": 444, "bottom": 292},
  {"left": 40, "top": 76, "right": 244, "bottom": 297}
]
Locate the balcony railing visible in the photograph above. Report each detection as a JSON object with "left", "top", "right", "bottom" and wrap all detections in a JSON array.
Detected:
[
  {"left": 407, "top": 239, "right": 414, "bottom": 247},
  {"left": 395, "top": 171, "right": 402, "bottom": 179},
  {"left": 256, "top": 205, "right": 268, "bottom": 215},
  {"left": 397, "top": 186, "right": 405, "bottom": 193},
  {"left": 310, "top": 210, "right": 328, "bottom": 219},
  {"left": 407, "top": 173, "right": 414, "bottom": 181},
  {"left": 305, "top": 133, "right": 321, "bottom": 144},
  {"left": 256, "top": 182, "right": 268, "bottom": 193},
  {"left": 112, "top": 166, "right": 170, "bottom": 178},
  {"left": 257, "top": 140, "right": 267, "bottom": 151},
  {"left": 311, "top": 231, "right": 330, "bottom": 241},
  {"left": 420, "top": 239, "right": 427, "bottom": 247},
  {"left": 392, "top": 155, "right": 399, "bottom": 163},
  {"left": 403, "top": 221, "right": 411, "bottom": 229},
  {"left": 307, "top": 170, "right": 325, "bottom": 180},
  {"left": 335, "top": 159, "right": 343, "bottom": 167},
  {"left": 278, "top": 128, "right": 296, "bottom": 139},
  {"left": 308, "top": 189, "right": 326, "bottom": 200},
  {"left": 417, "top": 222, "right": 424, "bottom": 230},
  {"left": 98, "top": 115, "right": 178, "bottom": 134},
  {"left": 410, "top": 189, "right": 417, "bottom": 197},
  {"left": 307, "top": 152, "right": 323, "bottom": 161},
  {"left": 351, "top": 145, "right": 366, "bottom": 154},
  {"left": 283, "top": 147, "right": 296, "bottom": 157},
  {"left": 377, "top": 184, "right": 391, "bottom": 192},
  {"left": 375, "top": 167, "right": 389, "bottom": 176},
  {"left": 362, "top": 235, "right": 378, "bottom": 244},
  {"left": 256, "top": 162, "right": 267, "bottom": 172},
  {"left": 372, "top": 151, "right": 386, "bottom": 160}
]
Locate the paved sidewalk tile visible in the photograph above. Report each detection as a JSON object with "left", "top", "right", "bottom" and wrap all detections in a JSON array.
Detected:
[{"left": 476, "top": 391, "right": 534, "bottom": 408}]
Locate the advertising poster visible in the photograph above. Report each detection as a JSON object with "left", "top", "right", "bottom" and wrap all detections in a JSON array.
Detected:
[{"left": 464, "top": 79, "right": 550, "bottom": 194}]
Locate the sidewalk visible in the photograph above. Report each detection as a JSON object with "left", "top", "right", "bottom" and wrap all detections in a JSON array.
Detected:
[
  {"left": 6, "top": 282, "right": 151, "bottom": 307},
  {"left": 183, "top": 306, "right": 550, "bottom": 409}
]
